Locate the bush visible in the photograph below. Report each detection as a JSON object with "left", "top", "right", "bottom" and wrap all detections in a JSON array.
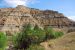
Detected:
[
  {"left": 32, "top": 25, "right": 46, "bottom": 44},
  {"left": 13, "top": 24, "right": 46, "bottom": 50},
  {"left": 13, "top": 24, "right": 64, "bottom": 50},
  {"left": 44, "top": 27, "right": 54, "bottom": 39},
  {"left": 53, "top": 31, "right": 64, "bottom": 38},
  {"left": 27, "top": 44, "right": 45, "bottom": 50},
  {"left": 13, "top": 31, "right": 32, "bottom": 49},
  {"left": 0, "top": 32, "right": 7, "bottom": 50},
  {"left": 44, "top": 27, "right": 64, "bottom": 39},
  {"left": 13, "top": 24, "right": 31, "bottom": 49}
]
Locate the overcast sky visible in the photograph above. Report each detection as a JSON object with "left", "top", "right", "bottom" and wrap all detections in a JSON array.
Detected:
[{"left": 0, "top": 0, "right": 75, "bottom": 21}]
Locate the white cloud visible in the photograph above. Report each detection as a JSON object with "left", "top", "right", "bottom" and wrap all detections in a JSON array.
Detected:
[
  {"left": 3, "top": 0, "right": 39, "bottom": 7},
  {"left": 67, "top": 16, "right": 75, "bottom": 21}
]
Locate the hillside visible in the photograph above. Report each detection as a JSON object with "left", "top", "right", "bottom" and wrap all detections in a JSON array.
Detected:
[
  {"left": 0, "top": 5, "right": 75, "bottom": 34},
  {"left": 40, "top": 32, "right": 75, "bottom": 50}
]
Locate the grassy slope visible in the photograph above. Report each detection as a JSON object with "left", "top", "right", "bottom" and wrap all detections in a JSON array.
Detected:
[{"left": 41, "top": 32, "right": 75, "bottom": 50}]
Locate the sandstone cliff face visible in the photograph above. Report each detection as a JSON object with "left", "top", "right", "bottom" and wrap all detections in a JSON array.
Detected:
[{"left": 0, "top": 5, "right": 75, "bottom": 34}]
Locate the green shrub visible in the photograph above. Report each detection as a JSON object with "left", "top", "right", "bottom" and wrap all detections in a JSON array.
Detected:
[
  {"left": 32, "top": 25, "right": 46, "bottom": 44},
  {"left": 13, "top": 24, "right": 34, "bottom": 49},
  {"left": 13, "top": 24, "right": 64, "bottom": 50},
  {"left": 13, "top": 32, "right": 31, "bottom": 50},
  {"left": 53, "top": 31, "right": 64, "bottom": 38},
  {"left": 44, "top": 27, "right": 64, "bottom": 39},
  {"left": 0, "top": 32, "right": 7, "bottom": 50},
  {"left": 44, "top": 27, "right": 54, "bottom": 39},
  {"left": 13, "top": 24, "right": 46, "bottom": 50},
  {"left": 27, "top": 44, "right": 45, "bottom": 50}
]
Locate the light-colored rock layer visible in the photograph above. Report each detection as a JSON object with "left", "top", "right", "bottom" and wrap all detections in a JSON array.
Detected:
[{"left": 0, "top": 5, "right": 75, "bottom": 34}]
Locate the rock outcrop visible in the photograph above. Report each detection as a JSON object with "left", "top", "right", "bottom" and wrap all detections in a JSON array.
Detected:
[{"left": 0, "top": 5, "right": 75, "bottom": 34}]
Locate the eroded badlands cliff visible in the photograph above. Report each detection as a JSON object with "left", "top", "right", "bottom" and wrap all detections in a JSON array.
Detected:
[{"left": 0, "top": 5, "right": 75, "bottom": 34}]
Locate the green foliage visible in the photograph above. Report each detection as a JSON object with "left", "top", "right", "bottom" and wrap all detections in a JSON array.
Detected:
[
  {"left": 53, "top": 31, "right": 64, "bottom": 38},
  {"left": 0, "top": 32, "right": 7, "bottom": 50},
  {"left": 32, "top": 25, "right": 46, "bottom": 44},
  {"left": 13, "top": 24, "right": 45, "bottom": 50},
  {"left": 27, "top": 44, "right": 45, "bottom": 50},
  {"left": 44, "top": 27, "right": 64, "bottom": 39},
  {"left": 44, "top": 27, "right": 54, "bottom": 39},
  {"left": 13, "top": 24, "right": 64, "bottom": 50},
  {"left": 13, "top": 32, "right": 31, "bottom": 49},
  {"left": 22, "top": 23, "right": 33, "bottom": 33}
]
